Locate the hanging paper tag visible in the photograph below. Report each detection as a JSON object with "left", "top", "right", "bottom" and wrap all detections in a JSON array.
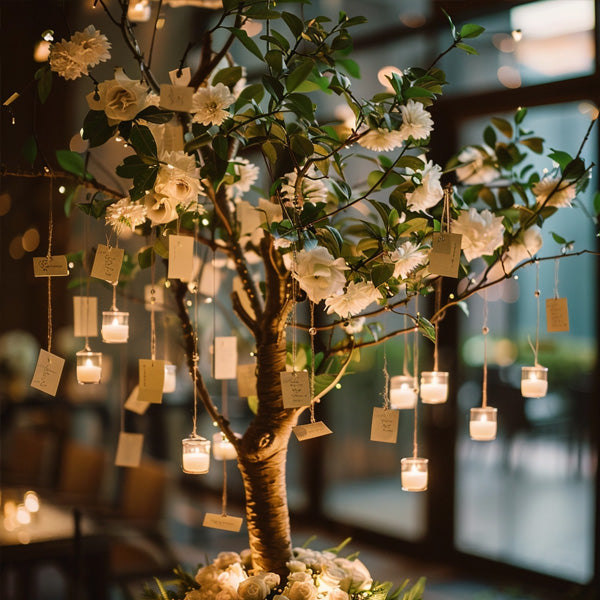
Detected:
[
  {"left": 30, "top": 349, "right": 65, "bottom": 396},
  {"left": 214, "top": 336, "right": 238, "bottom": 380},
  {"left": 293, "top": 421, "right": 333, "bottom": 441},
  {"left": 546, "top": 297, "right": 569, "bottom": 332},
  {"left": 168, "top": 235, "right": 195, "bottom": 281},
  {"left": 370, "top": 407, "right": 399, "bottom": 443},
  {"left": 237, "top": 363, "right": 257, "bottom": 397},
  {"left": 202, "top": 513, "right": 243, "bottom": 532},
  {"left": 91, "top": 244, "right": 124, "bottom": 283},
  {"left": 33, "top": 255, "right": 69, "bottom": 277},
  {"left": 280, "top": 371, "right": 311, "bottom": 408},
  {"left": 124, "top": 385, "right": 150, "bottom": 415},
  {"left": 429, "top": 232, "right": 462, "bottom": 278},
  {"left": 161, "top": 122, "right": 185, "bottom": 153},
  {"left": 115, "top": 432, "right": 144, "bottom": 467},
  {"left": 169, "top": 67, "right": 191, "bottom": 86},
  {"left": 144, "top": 284, "right": 164, "bottom": 312},
  {"left": 160, "top": 84, "right": 194, "bottom": 112},
  {"left": 138, "top": 359, "right": 165, "bottom": 403},
  {"left": 73, "top": 296, "right": 98, "bottom": 337}
]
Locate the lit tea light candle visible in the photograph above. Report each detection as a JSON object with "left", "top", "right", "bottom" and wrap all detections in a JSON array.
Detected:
[
  {"left": 182, "top": 436, "right": 210, "bottom": 474},
  {"left": 212, "top": 432, "right": 237, "bottom": 461},
  {"left": 469, "top": 407, "right": 498, "bottom": 441},
  {"left": 76, "top": 350, "right": 103, "bottom": 385},
  {"left": 389, "top": 375, "right": 417, "bottom": 409},
  {"left": 102, "top": 311, "right": 129, "bottom": 343},
  {"left": 521, "top": 366, "right": 548, "bottom": 398},
  {"left": 420, "top": 371, "right": 449, "bottom": 404},
  {"left": 127, "top": 0, "right": 151, "bottom": 22},
  {"left": 401, "top": 457, "right": 428, "bottom": 492},
  {"left": 23, "top": 491, "right": 40, "bottom": 513},
  {"left": 163, "top": 364, "right": 176, "bottom": 393}
]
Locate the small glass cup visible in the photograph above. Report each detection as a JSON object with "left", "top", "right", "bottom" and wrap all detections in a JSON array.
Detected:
[
  {"left": 182, "top": 436, "right": 211, "bottom": 474},
  {"left": 420, "top": 371, "right": 449, "bottom": 404},
  {"left": 163, "top": 364, "right": 176, "bottom": 393},
  {"left": 401, "top": 457, "right": 429, "bottom": 492},
  {"left": 469, "top": 406, "right": 498, "bottom": 441},
  {"left": 389, "top": 375, "right": 418, "bottom": 409},
  {"left": 212, "top": 432, "right": 237, "bottom": 461},
  {"left": 101, "top": 311, "right": 129, "bottom": 344},
  {"left": 521, "top": 366, "right": 548, "bottom": 398},
  {"left": 76, "top": 349, "right": 102, "bottom": 385}
]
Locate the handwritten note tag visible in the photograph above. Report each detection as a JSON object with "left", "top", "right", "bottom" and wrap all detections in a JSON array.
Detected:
[
  {"left": 293, "top": 421, "right": 332, "bottom": 441},
  {"left": 169, "top": 67, "right": 191, "bottom": 86},
  {"left": 138, "top": 359, "right": 165, "bottom": 404},
  {"left": 73, "top": 296, "right": 98, "bottom": 337},
  {"left": 237, "top": 363, "right": 257, "bottom": 397},
  {"left": 168, "top": 235, "right": 194, "bottom": 282},
  {"left": 91, "top": 244, "right": 124, "bottom": 283},
  {"left": 33, "top": 255, "right": 69, "bottom": 277},
  {"left": 214, "top": 336, "right": 237, "bottom": 380},
  {"left": 115, "top": 432, "right": 144, "bottom": 467},
  {"left": 124, "top": 385, "right": 150, "bottom": 415},
  {"left": 144, "top": 284, "right": 164, "bottom": 312},
  {"left": 30, "top": 349, "right": 65, "bottom": 396},
  {"left": 370, "top": 407, "right": 399, "bottom": 443},
  {"left": 160, "top": 84, "right": 194, "bottom": 112},
  {"left": 429, "top": 232, "right": 462, "bottom": 278},
  {"left": 546, "top": 297, "right": 569, "bottom": 332},
  {"left": 280, "top": 371, "right": 311, "bottom": 408},
  {"left": 203, "top": 513, "right": 243, "bottom": 532}
]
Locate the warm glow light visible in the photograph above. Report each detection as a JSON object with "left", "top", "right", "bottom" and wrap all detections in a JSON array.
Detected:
[
  {"left": 377, "top": 66, "right": 403, "bottom": 90},
  {"left": 492, "top": 33, "right": 516, "bottom": 53},
  {"left": 16, "top": 504, "right": 31, "bottom": 525},
  {"left": 399, "top": 12, "right": 426, "bottom": 28},
  {"left": 9, "top": 236, "right": 25, "bottom": 260},
  {"left": 33, "top": 40, "right": 51, "bottom": 62},
  {"left": 58, "top": 185, "right": 66, "bottom": 194},
  {"left": 242, "top": 18, "right": 262, "bottom": 37},
  {"left": 24, "top": 491, "right": 40, "bottom": 513},
  {"left": 579, "top": 102, "right": 599, "bottom": 120},
  {"left": 497, "top": 65, "right": 522, "bottom": 89},
  {"left": 21, "top": 228, "right": 40, "bottom": 252},
  {"left": 0, "top": 192, "right": 11, "bottom": 216},
  {"left": 511, "top": 0, "right": 594, "bottom": 39}
]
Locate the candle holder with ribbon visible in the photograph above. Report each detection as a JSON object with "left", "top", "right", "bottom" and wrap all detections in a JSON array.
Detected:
[{"left": 102, "top": 284, "right": 129, "bottom": 343}]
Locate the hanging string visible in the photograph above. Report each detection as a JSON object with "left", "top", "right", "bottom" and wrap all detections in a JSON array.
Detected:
[
  {"left": 481, "top": 289, "right": 489, "bottom": 408},
  {"left": 309, "top": 301, "right": 316, "bottom": 424},
  {"left": 290, "top": 247, "right": 298, "bottom": 372},
  {"left": 46, "top": 177, "right": 54, "bottom": 353},
  {"left": 382, "top": 343, "right": 390, "bottom": 409},
  {"left": 150, "top": 231, "right": 157, "bottom": 361},
  {"left": 433, "top": 278, "right": 442, "bottom": 371},
  {"left": 441, "top": 184, "right": 452, "bottom": 234},
  {"left": 412, "top": 295, "right": 420, "bottom": 459},
  {"left": 111, "top": 282, "right": 118, "bottom": 311},
  {"left": 533, "top": 260, "right": 541, "bottom": 366},
  {"left": 221, "top": 459, "right": 228, "bottom": 516},
  {"left": 402, "top": 314, "right": 410, "bottom": 377},
  {"left": 553, "top": 258, "right": 560, "bottom": 299}
]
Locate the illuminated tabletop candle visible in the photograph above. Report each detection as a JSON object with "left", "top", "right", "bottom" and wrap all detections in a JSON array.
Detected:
[
  {"left": 521, "top": 366, "right": 548, "bottom": 398},
  {"left": 102, "top": 311, "right": 129, "bottom": 343},
  {"left": 163, "top": 364, "right": 176, "bottom": 393},
  {"left": 212, "top": 432, "right": 238, "bottom": 460},
  {"left": 420, "top": 371, "right": 449, "bottom": 404},
  {"left": 389, "top": 375, "right": 417, "bottom": 409},
  {"left": 127, "top": 1, "right": 151, "bottom": 22},
  {"left": 182, "top": 436, "right": 210, "bottom": 474},
  {"left": 469, "top": 407, "right": 497, "bottom": 441},
  {"left": 76, "top": 350, "right": 102, "bottom": 384},
  {"left": 401, "top": 457, "right": 428, "bottom": 492}
]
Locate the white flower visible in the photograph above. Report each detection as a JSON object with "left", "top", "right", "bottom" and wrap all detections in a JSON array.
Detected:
[
  {"left": 214, "top": 551, "right": 242, "bottom": 570},
  {"left": 406, "top": 160, "right": 443, "bottom": 212},
  {"left": 358, "top": 128, "right": 405, "bottom": 152},
  {"left": 216, "top": 587, "right": 238, "bottom": 600},
  {"left": 281, "top": 168, "right": 328, "bottom": 206},
  {"left": 287, "top": 572, "right": 313, "bottom": 584},
  {"left": 456, "top": 146, "right": 499, "bottom": 184},
  {"left": 532, "top": 176, "right": 576, "bottom": 208},
  {"left": 195, "top": 564, "right": 221, "bottom": 587},
  {"left": 317, "top": 564, "right": 348, "bottom": 592},
  {"left": 237, "top": 576, "right": 269, "bottom": 600},
  {"left": 258, "top": 572, "right": 280, "bottom": 590},
  {"left": 89, "top": 76, "right": 148, "bottom": 123},
  {"left": 328, "top": 590, "right": 350, "bottom": 600},
  {"left": 192, "top": 83, "right": 236, "bottom": 126},
  {"left": 286, "top": 560, "right": 308, "bottom": 573},
  {"left": 155, "top": 152, "right": 202, "bottom": 208},
  {"left": 333, "top": 558, "right": 372, "bottom": 593},
  {"left": 287, "top": 581, "right": 318, "bottom": 600},
  {"left": 144, "top": 192, "right": 178, "bottom": 224},
  {"left": 324, "top": 281, "right": 380, "bottom": 318},
  {"left": 342, "top": 317, "right": 365, "bottom": 335},
  {"left": 185, "top": 591, "right": 205, "bottom": 600},
  {"left": 292, "top": 247, "right": 349, "bottom": 303},
  {"left": 218, "top": 563, "right": 247, "bottom": 590},
  {"left": 488, "top": 226, "right": 543, "bottom": 280},
  {"left": 105, "top": 198, "right": 147, "bottom": 235},
  {"left": 71, "top": 25, "right": 111, "bottom": 67},
  {"left": 451, "top": 207, "right": 505, "bottom": 262},
  {"left": 388, "top": 241, "right": 429, "bottom": 279},
  {"left": 228, "top": 158, "right": 260, "bottom": 197},
  {"left": 399, "top": 100, "right": 433, "bottom": 141},
  {"left": 49, "top": 40, "right": 88, "bottom": 80}
]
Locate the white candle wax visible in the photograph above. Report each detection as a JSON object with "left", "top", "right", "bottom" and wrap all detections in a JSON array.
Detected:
[
  {"left": 213, "top": 442, "right": 237, "bottom": 461},
  {"left": 163, "top": 367, "right": 176, "bottom": 393},
  {"left": 77, "top": 364, "right": 102, "bottom": 384},
  {"left": 102, "top": 321, "right": 129, "bottom": 343},
  {"left": 127, "top": 2, "right": 151, "bottom": 22},
  {"left": 469, "top": 419, "right": 497, "bottom": 441},
  {"left": 182, "top": 451, "right": 210, "bottom": 473},
  {"left": 390, "top": 385, "right": 417, "bottom": 409},
  {"left": 521, "top": 378, "right": 547, "bottom": 398},
  {"left": 420, "top": 382, "right": 448, "bottom": 403},
  {"left": 401, "top": 469, "right": 428, "bottom": 491}
]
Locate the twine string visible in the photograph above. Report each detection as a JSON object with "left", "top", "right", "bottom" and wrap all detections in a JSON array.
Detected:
[
  {"left": 309, "top": 302, "right": 316, "bottom": 424},
  {"left": 482, "top": 289, "right": 489, "bottom": 408},
  {"left": 382, "top": 343, "right": 390, "bottom": 409},
  {"left": 412, "top": 295, "right": 420, "bottom": 459}
]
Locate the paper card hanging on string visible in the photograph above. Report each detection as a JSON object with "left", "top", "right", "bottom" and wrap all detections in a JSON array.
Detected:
[
  {"left": 144, "top": 284, "right": 164, "bottom": 312},
  {"left": 124, "top": 385, "right": 150, "bottom": 415},
  {"left": 169, "top": 67, "right": 191, "bottom": 86},
  {"left": 137, "top": 359, "right": 165, "bottom": 403},
  {"left": 237, "top": 363, "right": 257, "bottom": 397},
  {"left": 203, "top": 513, "right": 243, "bottom": 532},
  {"left": 161, "top": 122, "right": 185, "bottom": 153},
  {"left": 91, "top": 244, "right": 124, "bottom": 283},
  {"left": 73, "top": 296, "right": 98, "bottom": 337},
  {"left": 30, "top": 349, "right": 65, "bottom": 396},
  {"left": 293, "top": 421, "right": 332, "bottom": 441},
  {"left": 168, "top": 235, "right": 195, "bottom": 282},
  {"left": 370, "top": 407, "right": 399, "bottom": 443},
  {"left": 33, "top": 255, "right": 69, "bottom": 277},
  {"left": 280, "top": 371, "right": 311, "bottom": 408},
  {"left": 214, "top": 336, "right": 238, "bottom": 380},
  {"left": 115, "top": 432, "right": 144, "bottom": 467},
  {"left": 160, "top": 84, "right": 194, "bottom": 112},
  {"left": 546, "top": 297, "right": 570, "bottom": 332},
  {"left": 429, "top": 232, "right": 462, "bottom": 278}
]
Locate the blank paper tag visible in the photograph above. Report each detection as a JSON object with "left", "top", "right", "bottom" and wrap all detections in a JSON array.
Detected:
[
  {"left": 168, "top": 235, "right": 194, "bottom": 281},
  {"left": 160, "top": 84, "right": 194, "bottom": 112},
  {"left": 30, "top": 349, "right": 65, "bottom": 396},
  {"left": 73, "top": 296, "right": 98, "bottom": 337},
  {"left": 91, "top": 244, "right": 124, "bottom": 283},
  {"left": 293, "top": 421, "right": 333, "bottom": 441},
  {"left": 214, "top": 336, "right": 237, "bottom": 380},
  {"left": 115, "top": 432, "right": 144, "bottom": 467},
  {"left": 280, "top": 371, "right": 311, "bottom": 408},
  {"left": 429, "top": 232, "right": 462, "bottom": 278},
  {"left": 124, "top": 385, "right": 150, "bottom": 415},
  {"left": 237, "top": 363, "right": 257, "bottom": 397},
  {"left": 370, "top": 407, "right": 399, "bottom": 443},
  {"left": 203, "top": 513, "right": 243, "bottom": 532},
  {"left": 138, "top": 359, "right": 165, "bottom": 403},
  {"left": 169, "top": 67, "right": 191, "bottom": 86},
  {"left": 546, "top": 297, "right": 569, "bottom": 332},
  {"left": 33, "top": 255, "right": 69, "bottom": 277},
  {"left": 144, "top": 284, "right": 164, "bottom": 312}
]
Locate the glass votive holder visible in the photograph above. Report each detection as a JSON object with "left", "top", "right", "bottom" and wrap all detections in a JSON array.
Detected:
[
  {"left": 163, "top": 364, "right": 176, "bottom": 393},
  {"left": 212, "top": 432, "right": 238, "bottom": 461},
  {"left": 420, "top": 371, "right": 449, "bottom": 404},
  {"left": 101, "top": 311, "right": 129, "bottom": 343},
  {"left": 521, "top": 366, "right": 548, "bottom": 398},
  {"left": 389, "top": 375, "right": 418, "bottom": 409},
  {"left": 127, "top": 0, "right": 151, "bottom": 22},
  {"left": 469, "top": 406, "right": 498, "bottom": 441},
  {"left": 76, "top": 349, "right": 102, "bottom": 385},
  {"left": 182, "top": 436, "right": 210, "bottom": 474},
  {"left": 401, "top": 457, "right": 429, "bottom": 492}
]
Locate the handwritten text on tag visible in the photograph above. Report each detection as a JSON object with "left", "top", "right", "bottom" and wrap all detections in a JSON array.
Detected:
[
  {"left": 160, "top": 84, "right": 194, "bottom": 112},
  {"left": 293, "top": 421, "right": 333, "bottom": 441},
  {"left": 33, "top": 255, "right": 69, "bottom": 277},
  {"left": 202, "top": 513, "right": 243, "bottom": 532},
  {"left": 546, "top": 297, "right": 569, "bottom": 332},
  {"left": 30, "top": 349, "right": 65, "bottom": 397},
  {"left": 280, "top": 371, "right": 311, "bottom": 408},
  {"left": 91, "top": 244, "right": 124, "bottom": 283},
  {"left": 370, "top": 407, "right": 399, "bottom": 443},
  {"left": 138, "top": 359, "right": 165, "bottom": 403}
]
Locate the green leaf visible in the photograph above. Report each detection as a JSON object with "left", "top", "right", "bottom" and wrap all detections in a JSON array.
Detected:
[
  {"left": 442, "top": 9, "right": 457, "bottom": 40},
  {"left": 548, "top": 149, "right": 573, "bottom": 170},
  {"left": 285, "top": 93, "right": 315, "bottom": 120},
  {"left": 337, "top": 58, "right": 360, "bottom": 78},
  {"left": 456, "top": 42, "right": 478, "bottom": 55},
  {"left": 551, "top": 232, "right": 567, "bottom": 245},
  {"left": 483, "top": 126, "right": 496, "bottom": 148},
  {"left": 593, "top": 191, "right": 600, "bottom": 216},
  {"left": 563, "top": 157, "right": 585, "bottom": 179},
  {"left": 35, "top": 65, "right": 53, "bottom": 104},
  {"left": 371, "top": 263, "right": 395, "bottom": 288},
  {"left": 82, "top": 110, "right": 117, "bottom": 147},
  {"left": 262, "top": 74, "right": 284, "bottom": 100},
  {"left": 491, "top": 117, "right": 513, "bottom": 139},
  {"left": 247, "top": 395, "right": 259, "bottom": 415},
  {"left": 290, "top": 134, "right": 314, "bottom": 160},
  {"left": 23, "top": 135, "right": 37, "bottom": 166},
  {"left": 404, "top": 86, "right": 435, "bottom": 99},
  {"left": 212, "top": 66, "right": 243, "bottom": 87},
  {"left": 281, "top": 11, "right": 304, "bottom": 38},
  {"left": 514, "top": 106, "right": 528, "bottom": 124},
  {"left": 129, "top": 124, "right": 158, "bottom": 158},
  {"left": 138, "top": 246, "right": 155, "bottom": 269},
  {"left": 56, "top": 149, "right": 87, "bottom": 178},
  {"left": 418, "top": 316, "right": 436, "bottom": 342},
  {"left": 286, "top": 59, "right": 314, "bottom": 92},
  {"left": 135, "top": 106, "right": 175, "bottom": 124},
  {"left": 519, "top": 137, "right": 544, "bottom": 154},
  {"left": 459, "top": 23, "right": 485, "bottom": 39},
  {"left": 227, "top": 27, "right": 264, "bottom": 61}
]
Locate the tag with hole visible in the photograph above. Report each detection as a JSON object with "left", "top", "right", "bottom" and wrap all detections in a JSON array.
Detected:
[
  {"left": 124, "top": 385, "right": 150, "bottom": 415},
  {"left": 33, "top": 255, "right": 69, "bottom": 277},
  {"left": 214, "top": 336, "right": 237, "bottom": 380},
  {"left": 237, "top": 363, "right": 257, "bottom": 397},
  {"left": 138, "top": 359, "right": 165, "bottom": 403},
  {"left": 73, "top": 296, "right": 98, "bottom": 337},
  {"left": 30, "top": 349, "right": 64, "bottom": 396},
  {"left": 293, "top": 421, "right": 333, "bottom": 441},
  {"left": 546, "top": 297, "right": 569, "bottom": 332},
  {"left": 115, "top": 432, "right": 144, "bottom": 467},
  {"left": 169, "top": 67, "right": 191, "bottom": 86},
  {"left": 160, "top": 84, "right": 194, "bottom": 112},
  {"left": 429, "top": 232, "right": 462, "bottom": 278},
  {"left": 280, "top": 371, "right": 311, "bottom": 408},
  {"left": 144, "top": 284, "right": 164, "bottom": 312},
  {"left": 202, "top": 513, "right": 243, "bottom": 532},
  {"left": 167, "top": 235, "right": 194, "bottom": 282},
  {"left": 370, "top": 407, "right": 399, "bottom": 443},
  {"left": 91, "top": 244, "right": 124, "bottom": 283}
]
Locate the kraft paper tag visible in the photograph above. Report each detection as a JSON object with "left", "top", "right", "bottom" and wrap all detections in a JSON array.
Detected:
[
  {"left": 144, "top": 284, "right": 164, "bottom": 312},
  {"left": 214, "top": 336, "right": 238, "bottom": 380},
  {"left": 168, "top": 235, "right": 194, "bottom": 281},
  {"left": 429, "top": 232, "right": 462, "bottom": 278},
  {"left": 73, "top": 296, "right": 98, "bottom": 337},
  {"left": 280, "top": 371, "right": 311, "bottom": 408},
  {"left": 33, "top": 255, "right": 69, "bottom": 277},
  {"left": 138, "top": 359, "right": 165, "bottom": 403},
  {"left": 237, "top": 363, "right": 257, "bottom": 397},
  {"left": 546, "top": 297, "right": 569, "bottom": 332},
  {"left": 115, "top": 432, "right": 144, "bottom": 467},
  {"left": 124, "top": 385, "right": 150, "bottom": 415},
  {"left": 202, "top": 513, "right": 243, "bottom": 532},
  {"left": 30, "top": 349, "right": 64, "bottom": 396},
  {"left": 91, "top": 244, "right": 124, "bottom": 283},
  {"left": 160, "top": 84, "right": 194, "bottom": 112},
  {"left": 370, "top": 407, "right": 399, "bottom": 443},
  {"left": 169, "top": 67, "right": 191, "bottom": 86},
  {"left": 293, "top": 421, "right": 332, "bottom": 441}
]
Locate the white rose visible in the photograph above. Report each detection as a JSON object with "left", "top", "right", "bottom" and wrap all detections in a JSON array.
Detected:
[
  {"left": 317, "top": 564, "right": 347, "bottom": 592},
  {"left": 195, "top": 564, "right": 221, "bottom": 586},
  {"left": 333, "top": 558, "right": 372, "bottom": 592},
  {"left": 216, "top": 586, "right": 238, "bottom": 600},
  {"left": 451, "top": 207, "right": 505, "bottom": 262},
  {"left": 292, "top": 247, "right": 349, "bottom": 303},
  {"left": 259, "top": 572, "right": 280, "bottom": 590},
  {"left": 185, "top": 591, "right": 205, "bottom": 600},
  {"left": 286, "top": 560, "right": 307, "bottom": 573},
  {"left": 218, "top": 562, "right": 247, "bottom": 589},
  {"left": 488, "top": 226, "right": 542, "bottom": 280},
  {"left": 406, "top": 160, "right": 443, "bottom": 212},
  {"left": 287, "top": 581, "right": 318, "bottom": 600},
  {"left": 237, "top": 576, "right": 269, "bottom": 600},
  {"left": 287, "top": 572, "right": 313, "bottom": 584},
  {"left": 456, "top": 146, "right": 499, "bottom": 184},
  {"left": 92, "top": 77, "right": 148, "bottom": 123},
  {"left": 144, "top": 192, "right": 178, "bottom": 224},
  {"left": 215, "top": 552, "right": 242, "bottom": 570},
  {"left": 155, "top": 166, "right": 202, "bottom": 208},
  {"left": 532, "top": 176, "right": 576, "bottom": 208},
  {"left": 328, "top": 590, "right": 349, "bottom": 600}
]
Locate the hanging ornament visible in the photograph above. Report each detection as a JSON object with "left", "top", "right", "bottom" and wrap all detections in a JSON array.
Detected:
[
  {"left": 163, "top": 363, "right": 177, "bottom": 393},
  {"left": 76, "top": 347, "right": 102, "bottom": 385},
  {"left": 390, "top": 315, "right": 418, "bottom": 409},
  {"left": 182, "top": 435, "right": 211, "bottom": 473},
  {"left": 212, "top": 432, "right": 237, "bottom": 461},
  {"left": 102, "top": 284, "right": 129, "bottom": 343},
  {"left": 127, "top": 0, "right": 151, "bottom": 22}
]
